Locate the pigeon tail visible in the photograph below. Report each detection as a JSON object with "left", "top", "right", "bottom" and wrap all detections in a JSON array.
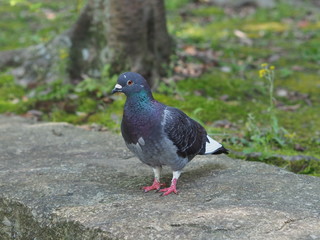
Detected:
[
  {"left": 212, "top": 146, "right": 229, "bottom": 155},
  {"left": 204, "top": 135, "right": 222, "bottom": 154},
  {"left": 204, "top": 135, "right": 229, "bottom": 155}
]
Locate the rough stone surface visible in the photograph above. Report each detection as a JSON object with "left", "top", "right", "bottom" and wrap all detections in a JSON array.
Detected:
[{"left": 0, "top": 115, "right": 320, "bottom": 240}]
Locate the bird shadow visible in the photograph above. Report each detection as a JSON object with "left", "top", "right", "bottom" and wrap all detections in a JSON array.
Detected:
[
  {"left": 103, "top": 162, "right": 227, "bottom": 192},
  {"left": 161, "top": 162, "right": 227, "bottom": 185},
  {"left": 182, "top": 163, "right": 226, "bottom": 182}
]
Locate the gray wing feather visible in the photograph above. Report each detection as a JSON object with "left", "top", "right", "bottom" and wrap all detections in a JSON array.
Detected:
[{"left": 163, "top": 107, "right": 207, "bottom": 159}]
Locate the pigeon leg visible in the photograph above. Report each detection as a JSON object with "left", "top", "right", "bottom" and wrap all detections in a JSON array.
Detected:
[
  {"left": 159, "top": 171, "right": 181, "bottom": 196},
  {"left": 142, "top": 166, "right": 165, "bottom": 192}
]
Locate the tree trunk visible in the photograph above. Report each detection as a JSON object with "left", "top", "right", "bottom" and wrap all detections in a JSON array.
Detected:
[{"left": 0, "top": 0, "right": 173, "bottom": 88}]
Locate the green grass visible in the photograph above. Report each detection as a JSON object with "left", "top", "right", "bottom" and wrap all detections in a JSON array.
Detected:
[
  {"left": 0, "top": 0, "right": 83, "bottom": 50},
  {"left": 0, "top": 0, "right": 320, "bottom": 175},
  {"left": 165, "top": 0, "right": 191, "bottom": 11}
]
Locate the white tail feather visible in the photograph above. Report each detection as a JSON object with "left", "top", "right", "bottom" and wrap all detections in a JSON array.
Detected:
[{"left": 205, "top": 135, "right": 222, "bottom": 154}]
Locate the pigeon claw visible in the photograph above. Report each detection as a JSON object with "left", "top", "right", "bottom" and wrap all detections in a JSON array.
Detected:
[
  {"left": 159, "top": 178, "right": 178, "bottom": 196},
  {"left": 159, "top": 186, "right": 178, "bottom": 196},
  {"left": 142, "top": 179, "right": 165, "bottom": 192}
]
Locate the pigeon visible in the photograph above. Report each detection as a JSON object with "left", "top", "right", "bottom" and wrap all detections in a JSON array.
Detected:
[{"left": 112, "top": 72, "right": 228, "bottom": 196}]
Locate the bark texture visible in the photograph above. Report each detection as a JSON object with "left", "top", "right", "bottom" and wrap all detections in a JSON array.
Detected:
[{"left": 0, "top": 0, "right": 172, "bottom": 88}]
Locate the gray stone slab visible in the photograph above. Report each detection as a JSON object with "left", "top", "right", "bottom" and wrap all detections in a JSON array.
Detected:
[{"left": 0, "top": 115, "right": 319, "bottom": 240}]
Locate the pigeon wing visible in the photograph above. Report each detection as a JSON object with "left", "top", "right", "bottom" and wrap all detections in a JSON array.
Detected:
[{"left": 162, "top": 107, "right": 207, "bottom": 159}]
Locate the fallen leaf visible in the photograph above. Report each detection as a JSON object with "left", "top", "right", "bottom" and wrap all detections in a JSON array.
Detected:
[
  {"left": 220, "top": 66, "right": 232, "bottom": 73},
  {"left": 291, "top": 65, "right": 304, "bottom": 71},
  {"left": 43, "top": 9, "right": 56, "bottom": 20},
  {"left": 194, "top": 90, "right": 204, "bottom": 96},
  {"left": 277, "top": 104, "right": 301, "bottom": 111},
  {"left": 294, "top": 144, "right": 306, "bottom": 152},
  {"left": 234, "top": 29, "right": 253, "bottom": 45},
  {"left": 268, "top": 54, "right": 280, "bottom": 62},
  {"left": 174, "top": 63, "right": 204, "bottom": 77},
  {"left": 297, "top": 20, "right": 310, "bottom": 28},
  {"left": 102, "top": 97, "right": 114, "bottom": 104},
  {"left": 212, "top": 119, "right": 237, "bottom": 129},
  {"left": 22, "top": 110, "right": 43, "bottom": 120},
  {"left": 219, "top": 94, "right": 229, "bottom": 101},
  {"left": 276, "top": 88, "right": 288, "bottom": 98},
  {"left": 183, "top": 45, "right": 197, "bottom": 55}
]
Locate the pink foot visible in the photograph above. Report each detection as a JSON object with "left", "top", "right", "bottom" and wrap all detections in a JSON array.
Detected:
[
  {"left": 142, "top": 179, "right": 165, "bottom": 192},
  {"left": 159, "top": 178, "right": 178, "bottom": 196}
]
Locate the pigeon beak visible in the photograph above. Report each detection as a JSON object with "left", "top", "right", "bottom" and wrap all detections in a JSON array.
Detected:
[{"left": 112, "top": 84, "right": 123, "bottom": 94}]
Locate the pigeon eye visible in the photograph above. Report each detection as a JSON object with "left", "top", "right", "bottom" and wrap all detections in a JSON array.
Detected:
[{"left": 127, "top": 80, "right": 133, "bottom": 86}]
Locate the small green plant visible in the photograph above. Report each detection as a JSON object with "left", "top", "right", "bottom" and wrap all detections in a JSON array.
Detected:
[
  {"left": 244, "top": 64, "right": 292, "bottom": 154},
  {"left": 33, "top": 79, "right": 73, "bottom": 101},
  {"left": 165, "top": 0, "right": 190, "bottom": 11},
  {"left": 9, "top": 0, "right": 43, "bottom": 12},
  {"left": 259, "top": 63, "right": 276, "bottom": 110},
  {"left": 75, "top": 64, "right": 117, "bottom": 98},
  {"left": 0, "top": 73, "right": 29, "bottom": 113},
  {"left": 33, "top": 64, "right": 116, "bottom": 101}
]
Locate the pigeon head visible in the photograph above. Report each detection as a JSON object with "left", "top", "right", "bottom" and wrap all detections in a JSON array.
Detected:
[{"left": 112, "top": 72, "right": 152, "bottom": 97}]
